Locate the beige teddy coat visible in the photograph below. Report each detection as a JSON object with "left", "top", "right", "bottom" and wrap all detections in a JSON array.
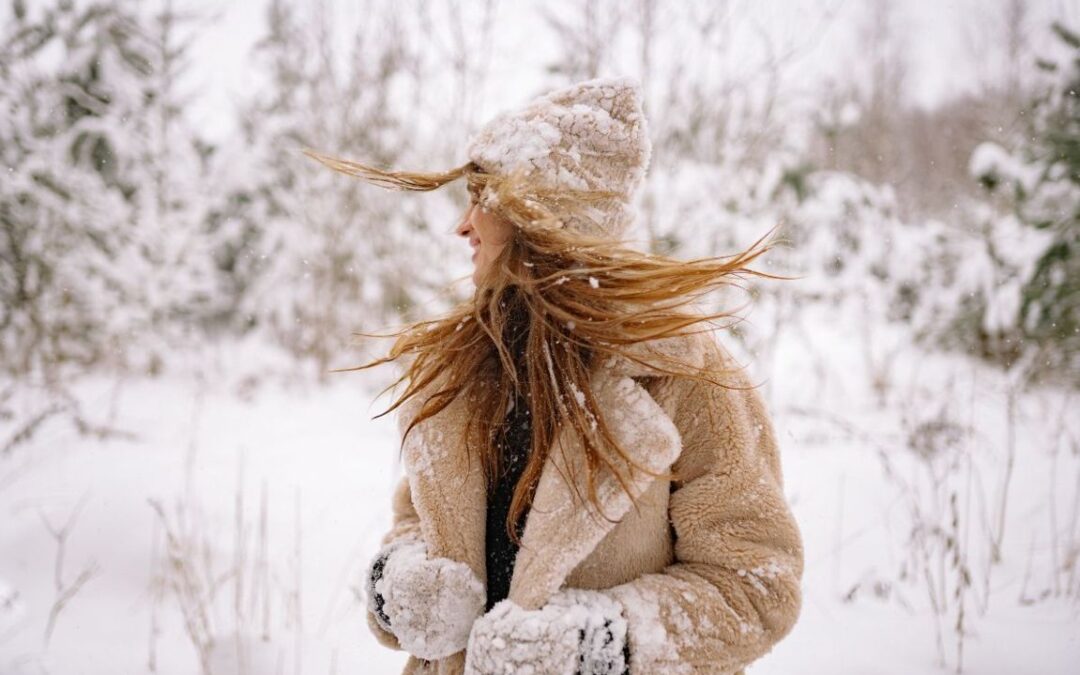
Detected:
[{"left": 366, "top": 331, "right": 804, "bottom": 674}]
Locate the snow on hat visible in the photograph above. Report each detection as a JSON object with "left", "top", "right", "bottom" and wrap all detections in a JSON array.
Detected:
[{"left": 465, "top": 76, "right": 652, "bottom": 238}]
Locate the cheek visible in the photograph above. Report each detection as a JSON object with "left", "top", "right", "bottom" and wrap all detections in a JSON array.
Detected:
[
  {"left": 472, "top": 209, "right": 512, "bottom": 271},
  {"left": 479, "top": 240, "right": 506, "bottom": 267},
  {"left": 475, "top": 209, "right": 512, "bottom": 245}
]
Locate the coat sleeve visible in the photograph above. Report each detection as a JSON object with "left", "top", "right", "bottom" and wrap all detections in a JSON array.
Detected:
[
  {"left": 365, "top": 472, "right": 426, "bottom": 649},
  {"left": 365, "top": 393, "right": 427, "bottom": 652},
  {"left": 603, "top": 348, "right": 804, "bottom": 673}
]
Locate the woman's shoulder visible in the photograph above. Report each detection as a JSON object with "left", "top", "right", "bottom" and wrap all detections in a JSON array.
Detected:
[
  {"left": 602, "top": 329, "right": 737, "bottom": 382},
  {"left": 608, "top": 331, "right": 766, "bottom": 437}
]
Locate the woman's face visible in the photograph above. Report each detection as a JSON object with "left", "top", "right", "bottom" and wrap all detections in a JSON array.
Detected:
[{"left": 456, "top": 201, "right": 513, "bottom": 284}]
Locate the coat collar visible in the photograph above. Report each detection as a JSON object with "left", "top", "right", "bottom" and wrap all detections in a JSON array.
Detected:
[{"left": 399, "top": 333, "right": 708, "bottom": 610}]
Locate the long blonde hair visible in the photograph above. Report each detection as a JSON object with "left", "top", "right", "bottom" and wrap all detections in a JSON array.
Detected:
[{"left": 305, "top": 148, "right": 784, "bottom": 542}]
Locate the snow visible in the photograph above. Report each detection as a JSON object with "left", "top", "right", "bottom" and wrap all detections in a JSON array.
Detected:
[
  {"left": 0, "top": 577, "right": 25, "bottom": 637},
  {"left": 469, "top": 115, "right": 565, "bottom": 180},
  {"left": 371, "top": 538, "right": 485, "bottom": 660},
  {"left": 465, "top": 590, "right": 627, "bottom": 675},
  {"left": 3, "top": 306, "right": 1075, "bottom": 673},
  {"left": 0, "top": 354, "right": 409, "bottom": 674},
  {"left": 758, "top": 306, "right": 1080, "bottom": 674},
  {"left": 606, "top": 582, "right": 681, "bottom": 674},
  {"left": 2, "top": 1, "right": 1079, "bottom": 673}
]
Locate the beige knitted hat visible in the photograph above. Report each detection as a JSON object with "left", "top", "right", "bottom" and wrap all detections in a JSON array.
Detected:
[
  {"left": 302, "top": 76, "right": 651, "bottom": 240},
  {"left": 466, "top": 76, "right": 652, "bottom": 238}
]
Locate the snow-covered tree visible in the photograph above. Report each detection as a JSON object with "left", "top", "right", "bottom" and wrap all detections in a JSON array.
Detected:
[
  {"left": 970, "top": 22, "right": 1080, "bottom": 381},
  {"left": 217, "top": 0, "right": 472, "bottom": 372},
  {"left": 0, "top": 0, "right": 217, "bottom": 379}
]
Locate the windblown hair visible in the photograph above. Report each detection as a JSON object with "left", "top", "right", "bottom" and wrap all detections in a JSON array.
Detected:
[{"left": 304, "top": 148, "right": 785, "bottom": 543}]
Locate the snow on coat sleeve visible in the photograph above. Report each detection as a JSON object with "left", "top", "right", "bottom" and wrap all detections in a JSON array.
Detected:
[
  {"left": 602, "top": 347, "right": 804, "bottom": 674},
  {"left": 365, "top": 474, "right": 425, "bottom": 650},
  {"left": 365, "top": 387, "right": 432, "bottom": 650}
]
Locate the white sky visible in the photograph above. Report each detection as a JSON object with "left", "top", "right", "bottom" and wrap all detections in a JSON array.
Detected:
[{"left": 183, "top": 0, "right": 1077, "bottom": 144}]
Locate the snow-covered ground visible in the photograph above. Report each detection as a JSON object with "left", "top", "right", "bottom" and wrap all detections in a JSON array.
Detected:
[{"left": 1, "top": 311, "right": 1078, "bottom": 674}]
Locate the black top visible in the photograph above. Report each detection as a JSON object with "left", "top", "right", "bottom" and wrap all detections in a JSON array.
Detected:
[
  {"left": 484, "top": 326, "right": 534, "bottom": 612},
  {"left": 481, "top": 348, "right": 633, "bottom": 673}
]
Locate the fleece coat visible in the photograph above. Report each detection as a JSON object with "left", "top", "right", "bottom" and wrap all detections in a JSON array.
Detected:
[{"left": 366, "top": 330, "right": 804, "bottom": 674}]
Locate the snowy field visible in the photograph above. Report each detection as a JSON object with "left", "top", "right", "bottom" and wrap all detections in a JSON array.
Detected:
[
  {"left": 2, "top": 309, "right": 1077, "bottom": 675},
  {"left": 3, "top": 0, "right": 1079, "bottom": 672}
]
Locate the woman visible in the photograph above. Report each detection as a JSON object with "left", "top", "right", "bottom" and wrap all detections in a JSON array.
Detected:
[{"left": 305, "top": 77, "right": 803, "bottom": 675}]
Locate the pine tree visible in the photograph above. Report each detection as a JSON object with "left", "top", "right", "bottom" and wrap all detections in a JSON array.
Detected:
[
  {"left": 0, "top": 0, "right": 216, "bottom": 379},
  {"left": 1016, "top": 23, "right": 1080, "bottom": 378},
  {"left": 2, "top": 0, "right": 145, "bottom": 377},
  {"left": 970, "top": 21, "right": 1080, "bottom": 381}
]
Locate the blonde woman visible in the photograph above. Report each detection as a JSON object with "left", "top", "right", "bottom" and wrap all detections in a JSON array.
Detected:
[{"left": 306, "top": 76, "right": 803, "bottom": 675}]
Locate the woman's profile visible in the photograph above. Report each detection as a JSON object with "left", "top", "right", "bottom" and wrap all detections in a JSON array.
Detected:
[{"left": 305, "top": 76, "right": 804, "bottom": 675}]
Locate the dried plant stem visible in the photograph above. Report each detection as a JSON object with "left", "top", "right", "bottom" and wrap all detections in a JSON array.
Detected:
[
  {"left": 1066, "top": 458, "right": 1080, "bottom": 600},
  {"left": 833, "top": 472, "right": 845, "bottom": 598},
  {"left": 1019, "top": 530, "right": 1037, "bottom": 605},
  {"left": 43, "top": 565, "right": 97, "bottom": 649},
  {"left": 989, "top": 385, "right": 1017, "bottom": 564},
  {"left": 39, "top": 498, "right": 98, "bottom": 650},
  {"left": 251, "top": 479, "right": 271, "bottom": 642},
  {"left": 950, "top": 492, "right": 970, "bottom": 674},
  {"left": 294, "top": 488, "right": 303, "bottom": 675},
  {"left": 184, "top": 375, "right": 206, "bottom": 498},
  {"left": 148, "top": 519, "right": 162, "bottom": 672},
  {"left": 147, "top": 498, "right": 215, "bottom": 675},
  {"left": 235, "top": 451, "right": 249, "bottom": 675}
]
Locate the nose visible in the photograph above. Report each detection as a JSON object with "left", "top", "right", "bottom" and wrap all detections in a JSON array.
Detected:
[{"left": 456, "top": 205, "right": 475, "bottom": 238}]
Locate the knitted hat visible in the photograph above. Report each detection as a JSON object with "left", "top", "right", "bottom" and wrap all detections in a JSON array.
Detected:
[{"left": 465, "top": 76, "right": 652, "bottom": 238}]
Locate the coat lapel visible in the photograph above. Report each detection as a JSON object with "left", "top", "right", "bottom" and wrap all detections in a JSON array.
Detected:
[
  {"left": 505, "top": 364, "right": 682, "bottom": 609},
  {"left": 399, "top": 333, "right": 709, "bottom": 610},
  {"left": 508, "top": 335, "right": 708, "bottom": 610}
]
